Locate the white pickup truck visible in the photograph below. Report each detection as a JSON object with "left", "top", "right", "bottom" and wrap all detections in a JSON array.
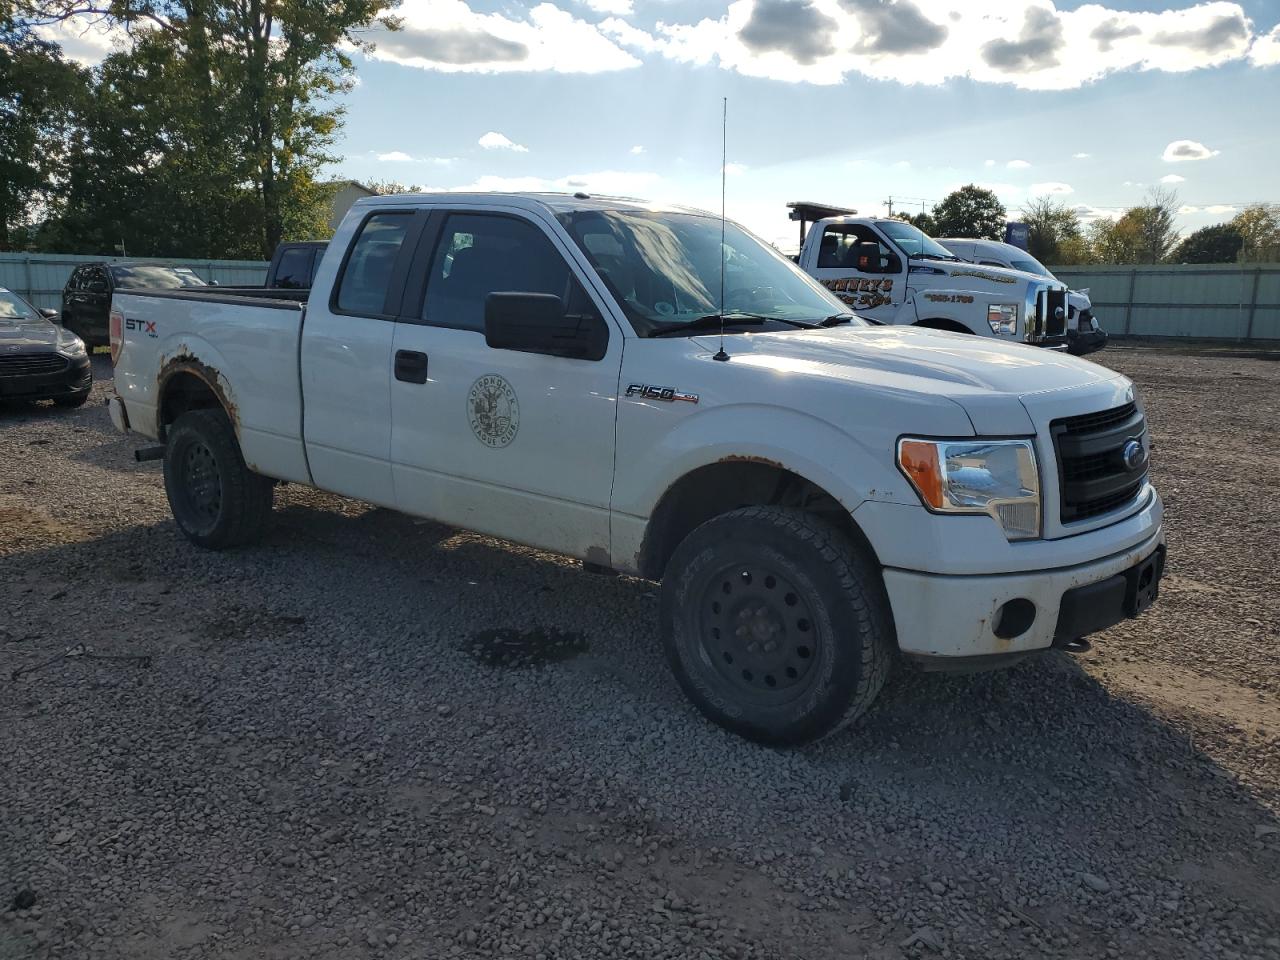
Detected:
[
  {"left": 788, "top": 202, "right": 1077, "bottom": 349},
  {"left": 108, "top": 191, "right": 1165, "bottom": 745}
]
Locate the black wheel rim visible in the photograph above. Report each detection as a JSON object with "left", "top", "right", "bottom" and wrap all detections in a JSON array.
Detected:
[
  {"left": 696, "top": 562, "right": 822, "bottom": 707},
  {"left": 179, "top": 440, "right": 221, "bottom": 526}
]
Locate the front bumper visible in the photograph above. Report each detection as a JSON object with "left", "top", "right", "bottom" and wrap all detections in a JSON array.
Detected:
[
  {"left": 0, "top": 354, "right": 92, "bottom": 401},
  {"left": 883, "top": 523, "right": 1165, "bottom": 665},
  {"left": 1067, "top": 328, "right": 1108, "bottom": 356}
]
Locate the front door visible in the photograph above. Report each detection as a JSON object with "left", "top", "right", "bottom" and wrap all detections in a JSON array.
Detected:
[
  {"left": 301, "top": 208, "right": 421, "bottom": 506},
  {"left": 389, "top": 209, "right": 622, "bottom": 561},
  {"left": 807, "top": 224, "right": 904, "bottom": 323}
]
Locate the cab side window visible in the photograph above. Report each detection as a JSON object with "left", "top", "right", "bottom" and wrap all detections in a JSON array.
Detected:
[
  {"left": 275, "top": 248, "right": 315, "bottom": 289},
  {"left": 422, "top": 213, "right": 598, "bottom": 333},
  {"left": 335, "top": 213, "right": 412, "bottom": 315},
  {"left": 816, "top": 225, "right": 898, "bottom": 273}
]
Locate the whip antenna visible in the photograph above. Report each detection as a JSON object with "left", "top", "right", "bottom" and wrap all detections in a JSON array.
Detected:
[{"left": 713, "top": 96, "right": 730, "bottom": 362}]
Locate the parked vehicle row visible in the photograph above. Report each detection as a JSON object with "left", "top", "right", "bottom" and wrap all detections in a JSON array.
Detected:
[
  {"left": 787, "top": 202, "right": 1107, "bottom": 355},
  {"left": 107, "top": 191, "right": 1164, "bottom": 745},
  {"left": 0, "top": 287, "right": 92, "bottom": 405},
  {"left": 62, "top": 262, "right": 206, "bottom": 347}
]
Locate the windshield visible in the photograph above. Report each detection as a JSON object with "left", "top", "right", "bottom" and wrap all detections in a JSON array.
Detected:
[
  {"left": 876, "top": 220, "right": 958, "bottom": 260},
  {"left": 1008, "top": 256, "right": 1054, "bottom": 278},
  {"left": 0, "top": 290, "right": 38, "bottom": 320},
  {"left": 557, "top": 210, "right": 862, "bottom": 336},
  {"left": 110, "top": 265, "right": 207, "bottom": 288}
]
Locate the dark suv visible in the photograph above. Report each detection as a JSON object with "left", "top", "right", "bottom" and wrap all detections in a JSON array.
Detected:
[{"left": 62, "top": 262, "right": 206, "bottom": 347}]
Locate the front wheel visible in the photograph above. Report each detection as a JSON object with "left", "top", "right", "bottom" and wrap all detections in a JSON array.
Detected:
[
  {"left": 661, "top": 507, "right": 893, "bottom": 745},
  {"left": 163, "top": 408, "right": 273, "bottom": 549}
]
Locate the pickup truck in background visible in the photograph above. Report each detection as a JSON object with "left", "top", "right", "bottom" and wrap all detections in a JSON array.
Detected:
[
  {"left": 935, "top": 237, "right": 1107, "bottom": 356},
  {"left": 108, "top": 192, "right": 1165, "bottom": 745},
  {"left": 62, "top": 261, "right": 206, "bottom": 348},
  {"left": 788, "top": 202, "right": 1075, "bottom": 348},
  {"left": 265, "top": 241, "right": 327, "bottom": 290}
]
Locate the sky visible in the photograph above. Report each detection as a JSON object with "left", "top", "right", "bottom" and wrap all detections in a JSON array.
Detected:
[{"left": 40, "top": 0, "right": 1280, "bottom": 250}]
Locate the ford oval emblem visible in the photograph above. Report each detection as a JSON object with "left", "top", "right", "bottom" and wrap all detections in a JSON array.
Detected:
[{"left": 1122, "top": 438, "right": 1146, "bottom": 471}]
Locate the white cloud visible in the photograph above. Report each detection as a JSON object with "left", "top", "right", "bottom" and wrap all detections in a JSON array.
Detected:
[
  {"left": 892, "top": 160, "right": 911, "bottom": 170},
  {"left": 479, "top": 131, "right": 529, "bottom": 152},
  {"left": 375, "top": 151, "right": 457, "bottom": 164},
  {"left": 378, "top": 151, "right": 415, "bottom": 162},
  {"left": 630, "top": 145, "right": 645, "bottom": 155},
  {"left": 1160, "top": 173, "right": 1187, "bottom": 184},
  {"left": 364, "top": 0, "right": 640, "bottom": 74},
  {"left": 1205, "top": 204, "right": 1237, "bottom": 214},
  {"left": 1162, "top": 139, "right": 1220, "bottom": 162},
  {"left": 723, "top": 162, "right": 749, "bottom": 175},
  {"left": 1072, "top": 152, "right": 1092, "bottom": 159},
  {"left": 581, "top": 0, "right": 633, "bottom": 14},
  {"left": 983, "top": 159, "right": 996, "bottom": 168},
  {"left": 1030, "top": 181, "right": 1074, "bottom": 195},
  {"left": 34, "top": 15, "right": 132, "bottom": 65},
  {"left": 442, "top": 170, "right": 661, "bottom": 196},
  {"left": 1248, "top": 24, "right": 1280, "bottom": 65},
  {"left": 1006, "top": 159, "right": 1031, "bottom": 169},
  {"left": 603, "top": 0, "right": 1263, "bottom": 91}
]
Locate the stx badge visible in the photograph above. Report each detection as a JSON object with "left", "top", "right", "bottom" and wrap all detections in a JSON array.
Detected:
[
  {"left": 124, "top": 317, "right": 158, "bottom": 337},
  {"left": 626, "top": 383, "right": 699, "bottom": 404}
]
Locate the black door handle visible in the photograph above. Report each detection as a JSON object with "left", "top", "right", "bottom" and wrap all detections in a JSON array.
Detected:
[{"left": 394, "top": 349, "right": 429, "bottom": 384}]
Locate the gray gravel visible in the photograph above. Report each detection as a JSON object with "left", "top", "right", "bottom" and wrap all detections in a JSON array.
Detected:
[{"left": 2, "top": 347, "right": 1278, "bottom": 959}]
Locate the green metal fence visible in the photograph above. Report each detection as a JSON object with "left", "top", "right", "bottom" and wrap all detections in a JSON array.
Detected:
[
  {"left": 0, "top": 252, "right": 269, "bottom": 312},
  {"left": 1048, "top": 263, "right": 1280, "bottom": 341}
]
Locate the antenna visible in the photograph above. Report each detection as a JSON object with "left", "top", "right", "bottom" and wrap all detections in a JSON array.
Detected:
[{"left": 713, "top": 97, "right": 730, "bottom": 362}]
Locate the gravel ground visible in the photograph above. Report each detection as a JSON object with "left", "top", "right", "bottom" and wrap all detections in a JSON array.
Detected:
[{"left": 2, "top": 346, "right": 1278, "bottom": 960}]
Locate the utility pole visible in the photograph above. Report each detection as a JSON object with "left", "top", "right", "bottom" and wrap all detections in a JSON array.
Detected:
[{"left": 884, "top": 196, "right": 894, "bottom": 217}]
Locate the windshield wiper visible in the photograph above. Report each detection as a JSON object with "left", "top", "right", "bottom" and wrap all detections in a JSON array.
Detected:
[
  {"left": 820, "top": 313, "right": 854, "bottom": 326},
  {"left": 650, "top": 312, "right": 821, "bottom": 337},
  {"left": 910, "top": 252, "right": 962, "bottom": 262}
]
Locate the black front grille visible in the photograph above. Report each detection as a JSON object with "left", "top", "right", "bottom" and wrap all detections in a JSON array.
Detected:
[
  {"left": 1052, "top": 402, "right": 1147, "bottom": 523},
  {"left": 0, "top": 353, "right": 69, "bottom": 377},
  {"left": 1043, "top": 289, "right": 1068, "bottom": 337}
]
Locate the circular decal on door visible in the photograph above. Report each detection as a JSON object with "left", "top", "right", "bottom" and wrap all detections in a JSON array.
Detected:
[{"left": 468, "top": 374, "right": 519, "bottom": 448}]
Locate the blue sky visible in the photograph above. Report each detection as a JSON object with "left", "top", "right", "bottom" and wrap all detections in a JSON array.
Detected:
[{"left": 43, "top": 0, "right": 1280, "bottom": 248}]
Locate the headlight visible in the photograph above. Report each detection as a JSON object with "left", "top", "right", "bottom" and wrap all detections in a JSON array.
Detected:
[
  {"left": 987, "top": 304, "right": 1018, "bottom": 336},
  {"left": 897, "top": 438, "right": 1041, "bottom": 541},
  {"left": 57, "top": 330, "right": 87, "bottom": 357}
]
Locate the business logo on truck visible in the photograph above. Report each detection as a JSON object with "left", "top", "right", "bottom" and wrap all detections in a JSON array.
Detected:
[
  {"left": 821, "top": 277, "right": 893, "bottom": 310},
  {"left": 468, "top": 374, "right": 519, "bottom": 448}
]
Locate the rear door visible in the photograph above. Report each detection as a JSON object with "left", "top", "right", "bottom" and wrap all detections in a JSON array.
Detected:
[
  {"left": 387, "top": 207, "right": 622, "bottom": 561},
  {"left": 300, "top": 208, "right": 425, "bottom": 506},
  {"left": 806, "top": 224, "right": 904, "bottom": 323}
]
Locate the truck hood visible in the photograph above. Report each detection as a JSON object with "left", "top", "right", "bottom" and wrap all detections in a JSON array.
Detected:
[
  {"left": 691, "top": 325, "right": 1123, "bottom": 434},
  {"left": 0, "top": 316, "right": 59, "bottom": 351}
]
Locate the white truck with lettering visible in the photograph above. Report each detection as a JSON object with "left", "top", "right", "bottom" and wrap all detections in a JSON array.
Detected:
[
  {"left": 788, "top": 202, "right": 1075, "bottom": 348},
  {"left": 107, "top": 192, "right": 1166, "bottom": 745}
]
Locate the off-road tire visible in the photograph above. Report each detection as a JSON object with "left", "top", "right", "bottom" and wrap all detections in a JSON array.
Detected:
[
  {"left": 163, "top": 408, "right": 273, "bottom": 549},
  {"left": 661, "top": 506, "right": 893, "bottom": 745}
]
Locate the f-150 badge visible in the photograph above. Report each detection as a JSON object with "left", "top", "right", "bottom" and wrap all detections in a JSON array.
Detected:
[
  {"left": 468, "top": 374, "right": 519, "bottom": 448},
  {"left": 626, "top": 383, "right": 699, "bottom": 404}
]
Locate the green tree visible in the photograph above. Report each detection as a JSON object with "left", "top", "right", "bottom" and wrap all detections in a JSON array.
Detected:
[
  {"left": 1088, "top": 189, "right": 1180, "bottom": 264},
  {"left": 931, "top": 185, "right": 1006, "bottom": 240},
  {"left": 0, "top": 15, "right": 90, "bottom": 249},
  {"left": 1170, "top": 223, "right": 1244, "bottom": 264},
  {"left": 367, "top": 180, "right": 428, "bottom": 196},
  {"left": 891, "top": 209, "right": 936, "bottom": 235},
  {"left": 1020, "top": 196, "right": 1082, "bottom": 264},
  {"left": 1232, "top": 204, "right": 1280, "bottom": 263},
  {"left": 23, "top": 0, "right": 401, "bottom": 257}
]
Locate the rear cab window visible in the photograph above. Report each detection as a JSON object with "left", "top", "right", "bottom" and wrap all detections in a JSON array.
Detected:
[{"left": 334, "top": 213, "right": 413, "bottom": 316}]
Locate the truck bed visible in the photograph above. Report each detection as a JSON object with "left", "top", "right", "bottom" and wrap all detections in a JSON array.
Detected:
[{"left": 112, "top": 287, "right": 311, "bottom": 485}]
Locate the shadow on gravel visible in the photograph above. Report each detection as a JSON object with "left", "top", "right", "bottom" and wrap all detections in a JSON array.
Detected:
[{"left": 4, "top": 495, "right": 1278, "bottom": 949}]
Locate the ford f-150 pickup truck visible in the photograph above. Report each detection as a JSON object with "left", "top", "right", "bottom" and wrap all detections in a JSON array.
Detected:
[
  {"left": 108, "top": 192, "right": 1165, "bottom": 745},
  {"left": 789, "top": 202, "right": 1075, "bottom": 349}
]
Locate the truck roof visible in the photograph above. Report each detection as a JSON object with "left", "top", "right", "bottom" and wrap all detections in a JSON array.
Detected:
[{"left": 355, "top": 191, "right": 715, "bottom": 218}]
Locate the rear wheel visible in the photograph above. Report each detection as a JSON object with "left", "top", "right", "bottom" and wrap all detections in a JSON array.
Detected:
[
  {"left": 661, "top": 506, "right": 893, "bottom": 745},
  {"left": 163, "top": 408, "right": 273, "bottom": 549}
]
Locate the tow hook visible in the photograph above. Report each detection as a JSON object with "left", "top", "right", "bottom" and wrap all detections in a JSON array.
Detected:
[
  {"left": 1057, "top": 637, "right": 1093, "bottom": 655},
  {"left": 134, "top": 445, "right": 165, "bottom": 462}
]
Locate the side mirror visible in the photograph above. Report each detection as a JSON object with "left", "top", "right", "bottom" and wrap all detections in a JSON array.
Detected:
[
  {"left": 484, "top": 292, "right": 607, "bottom": 361},
  {"left": 208, "top": 279, "right": 219, "bottom": 286},
  {"left": 40, "top": 308, "right": 59, "bottom": 320},
  {"left": 854, "top": 241, "right": 883, "bottom": 273}
]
